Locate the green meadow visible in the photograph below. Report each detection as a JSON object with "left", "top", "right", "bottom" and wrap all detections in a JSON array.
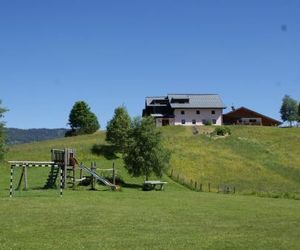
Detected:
[
  {"left": 163, "top": 126, "right": 300, "bottom": 197},
  {"left": 0, "top": 126, "right": 300, "bottom": 249}
]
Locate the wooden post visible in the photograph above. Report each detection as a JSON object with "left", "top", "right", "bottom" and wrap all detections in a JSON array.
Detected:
[
  {"left": 63, "top": 148, "right": 68, "bottom": 188},
  {"left": 60, "top": 166, "right": 63, "bottom": 197},
  {"left": 208, "top": 183, "right": 211, "bottom": 192},
  {"left": 112, "top": 162, "right": 116, "bottom": 185},
  {"left": 24, "top": 165, "right": 28, "bottom": 190},
  {"left": 91, "top": 162, "right": 96, "bottom": 190},
  {"left": 194, "top": 181, "right": 197, "bottom": 190},
  {"left": 233, "top": 186, "right": 236, "bottom": 194},
  {"left": 72, "top": 164, "right": 76, "bottom": 190},
  {"left": 80, "top": 168, "right": 83, "bottom": 179}
]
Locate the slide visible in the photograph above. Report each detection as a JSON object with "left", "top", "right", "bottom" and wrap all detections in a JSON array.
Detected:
[{"left": 79, "top": 164, "right": 116, "bottom": 189}]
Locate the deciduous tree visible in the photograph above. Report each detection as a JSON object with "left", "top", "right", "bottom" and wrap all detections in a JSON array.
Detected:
[
  {"left": 123, "top": 116, "right": 170, "bottom": 180},
  {"left": 66, "top": 101, "right": 100, "bottom": 136},
  {"left": 280, "top": 95, "right": 298, "bottom": 127}
]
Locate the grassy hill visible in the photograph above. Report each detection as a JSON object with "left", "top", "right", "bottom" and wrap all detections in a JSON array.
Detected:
[
  {"left": 2, "top": 125, "right": 300, "bottom": 196},
  {"left": 1, "top": 126, "right": 300, "bottom": 249},
  {"left": 162, "top": 125, "right": 300, "bottom": 197}
]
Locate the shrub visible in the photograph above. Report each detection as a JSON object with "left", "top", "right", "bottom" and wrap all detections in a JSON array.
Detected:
[{"left": 212, "top": 127, "right": 231, "bottom": 136}]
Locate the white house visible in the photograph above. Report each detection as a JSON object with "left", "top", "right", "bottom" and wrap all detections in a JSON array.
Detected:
[{"left": 142, "top": 94, "right": 226, "bottom": 126}]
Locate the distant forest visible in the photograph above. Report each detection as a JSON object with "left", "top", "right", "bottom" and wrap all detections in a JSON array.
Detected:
[{"left": 5, "top": 128, "right": 68, "bottom": 145}]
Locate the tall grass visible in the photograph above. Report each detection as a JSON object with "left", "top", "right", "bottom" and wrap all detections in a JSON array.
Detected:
[{"left": 161, "top": 126, "right": 300, "bottom": 197}]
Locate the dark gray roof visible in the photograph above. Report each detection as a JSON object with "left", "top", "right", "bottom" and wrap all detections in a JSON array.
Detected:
[
  {"left": 145, "top": 96, "right": 168, "bottom": 106},
  {"left": 167, "top": 94, "right": 226, "bottom": 109}
]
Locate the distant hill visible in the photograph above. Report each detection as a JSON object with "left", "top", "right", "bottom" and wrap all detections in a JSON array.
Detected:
[{"left": 5, "top": 128, "right": 68, "bottom": 145}]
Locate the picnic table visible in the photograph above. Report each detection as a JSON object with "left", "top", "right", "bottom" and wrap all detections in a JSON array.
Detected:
[{"left": 143, "top": 180, "right": 168, "bottom": 191}]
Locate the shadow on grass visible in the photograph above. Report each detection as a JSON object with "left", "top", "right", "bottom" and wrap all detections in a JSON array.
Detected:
[
  {"left": 91, "top": 144, "right": 119, "bottom": 160},
  {"left": 122, "top": 183, "right": 143, "bottom": 189},
  {"left": 104, "top": 177, "right": 143, "bottom": 190}
]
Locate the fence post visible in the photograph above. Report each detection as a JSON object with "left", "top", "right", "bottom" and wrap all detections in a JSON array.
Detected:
[
  {"left": 208, "top": 183, "right": 211, "bottom": 192},
  {"left": 199, "top": 183, "right": 202, "bottom": 192},
  {"left": 195, "top": 181, "right": 197, "bottom": 191}
]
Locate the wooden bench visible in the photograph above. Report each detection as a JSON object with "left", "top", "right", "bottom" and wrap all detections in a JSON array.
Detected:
[{"left": 143, "top": 181, "right": 168, "bottom": 191}]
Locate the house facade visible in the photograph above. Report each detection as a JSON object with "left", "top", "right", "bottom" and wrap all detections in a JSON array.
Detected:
[
  {"left": 223, "top": 106, "right": 282, "bottom": 126},
  {"left": 142, "top": 94, "right": 226, "bottom": 126}
]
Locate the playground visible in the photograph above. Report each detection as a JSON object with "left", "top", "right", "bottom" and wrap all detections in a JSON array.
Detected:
[
  {"left": 7, "top": 148, "right": 122, "bottom": 198},
  {"left": 1, "top": 131, "right": 300, "bottom": 249}
]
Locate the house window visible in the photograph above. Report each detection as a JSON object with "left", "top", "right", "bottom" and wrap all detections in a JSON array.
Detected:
[
  {"left": 196, "top": 110, "right": 200, "bottom": 115},
  {"left": 181, "top": 119, "right": 186, "bottom": 124},
  {"left": 181, "top": 110, "right": 185, "bottom": 115},
  {"left": 249, "top": 119, "right": 257, "bottom": 123},
  {"left": 192, "top": 119, "right": 196, "bottom": 125},
  {"left": 211, "top": 110, "right": 215, "bottom": 115},
  {"left": 212, "top": 119, "right": 217, "bottom": 124},
  {"left": 202, "top": 119, "right": 206, "bottom": 124}
]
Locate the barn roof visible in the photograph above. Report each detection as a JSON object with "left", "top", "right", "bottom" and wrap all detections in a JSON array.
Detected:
[{"left": 224, "top": 106, "right": 282, "bottom": 125}]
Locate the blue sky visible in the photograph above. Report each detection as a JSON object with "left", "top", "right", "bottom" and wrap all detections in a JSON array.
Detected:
[{"left": 1, "top": 0, "right": 299, "bottom": 129}]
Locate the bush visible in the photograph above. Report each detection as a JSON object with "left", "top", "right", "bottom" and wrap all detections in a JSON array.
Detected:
[{"left": 212, "top": 127, "right": 231, "bottom": 136}]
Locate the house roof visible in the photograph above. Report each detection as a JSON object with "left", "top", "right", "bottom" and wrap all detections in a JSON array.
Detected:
[
  {"left": 167, "top": 94, "right": 226, "bottom": 109},
  {"left": 145, "top": 96, "right": 169, "bottom": 106},
  {"left": 224, "top": 106, "right": 282, "bottom": 125}
]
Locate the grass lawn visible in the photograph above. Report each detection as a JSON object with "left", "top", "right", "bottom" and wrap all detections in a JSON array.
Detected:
[{"left": 1, "top": 187, "right": 300, "bottom": 250}]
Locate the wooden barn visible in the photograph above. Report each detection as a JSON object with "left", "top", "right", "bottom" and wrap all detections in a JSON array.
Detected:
[{"left": 223, "top": 107, "right": 282, "bottom": 126}]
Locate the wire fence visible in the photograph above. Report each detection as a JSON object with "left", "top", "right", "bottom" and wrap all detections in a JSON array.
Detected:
[{"left": 168, "top": 168, "right": 236, "bottom": 194}]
